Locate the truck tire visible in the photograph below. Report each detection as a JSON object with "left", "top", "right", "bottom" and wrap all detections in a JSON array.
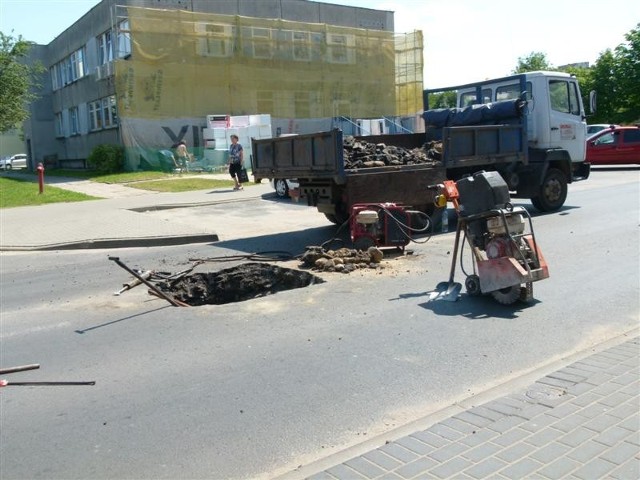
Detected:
[
  {"left": 274, "top": 179, "right": 289, "bottom": 198},
  {"left": 531, "top": 168, "right": 567, "bottom": 212},
  {"left": 324, "top": 213, "right": 339, "bottom": 224}
]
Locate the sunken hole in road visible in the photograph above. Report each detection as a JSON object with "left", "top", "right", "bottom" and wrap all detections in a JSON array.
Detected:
[{"left": 159, "top": 262, "right": 325, "bottom": 306}]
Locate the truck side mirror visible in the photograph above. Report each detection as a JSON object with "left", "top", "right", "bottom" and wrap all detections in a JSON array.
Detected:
[{"left": 589, "top": 91, "right": 597, "bottom": 114}]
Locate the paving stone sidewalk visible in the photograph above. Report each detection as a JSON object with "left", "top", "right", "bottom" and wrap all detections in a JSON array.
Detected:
[{"left": 307, "top": 336, "right": 639, "bottom": 480}]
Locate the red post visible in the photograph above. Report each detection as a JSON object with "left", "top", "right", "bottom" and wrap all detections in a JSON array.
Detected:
[{"left": 37, "top": 162, "right": 45, "bottom": 194}]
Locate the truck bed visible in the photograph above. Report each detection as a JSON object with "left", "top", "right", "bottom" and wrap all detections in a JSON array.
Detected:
[{"left": 251, "top": 129, "right": 445, "bottom": 221}]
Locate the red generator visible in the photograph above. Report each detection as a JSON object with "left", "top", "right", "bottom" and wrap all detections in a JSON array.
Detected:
[{"left": 350, "top": 203, "right": 411, "bottom": 251}]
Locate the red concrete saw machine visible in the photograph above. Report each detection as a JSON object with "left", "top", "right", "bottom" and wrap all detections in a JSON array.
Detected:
[
  {"left": 429, "top": 171, "right": 549, "bottom": 304},
  {"left": 350, "top": 203, "right": 413, "bottom": 251}
]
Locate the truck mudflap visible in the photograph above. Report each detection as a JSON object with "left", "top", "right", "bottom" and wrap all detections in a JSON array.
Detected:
[{"left": 573, "top": 161, "right": 591, "bottom": 181}]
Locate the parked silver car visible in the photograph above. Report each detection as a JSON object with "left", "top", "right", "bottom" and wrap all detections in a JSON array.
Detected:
[{"left": 0, "top": 153, "right": 28, "bottom": 169}]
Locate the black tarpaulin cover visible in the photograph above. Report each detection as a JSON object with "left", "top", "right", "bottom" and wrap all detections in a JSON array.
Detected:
[{"left": 423, "top": 99, "right": 525, "bottom": 128}]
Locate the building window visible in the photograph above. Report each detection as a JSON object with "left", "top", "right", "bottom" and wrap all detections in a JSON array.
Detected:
[
  {"left": 327, "top": 34, "right": 355, "bottom": 64},
  {"left": 88, "top": 101, "right": 103, "bottom": 130},
  {"left": 117, "top": 19, "right": 131, "bottom": 58},
  {"left": 251, "top": 27, "right": 272, "bottom": 59},
  {"left": 103, "top": 96, "right": 118, "bottom": 128},
  {"left": 195, "top": 23, "right": 233, "bottom": 58},
  {"left": 293, "top": 31, "right": 309, "bottom": 61},
  {"left": 54, "top": 112, "right": 64, "bottom": 137},
  {"left": 51, "top": 64, "right": 59, "bottom": 90},
  {"left": 51, "top": 47, "right": 86, "bottom": 90},
  {"left": 98, "top": 30, "right": 113, "bottom": 65},
  {"left": 70, "top": 48, "right": 85, "bottom": 79},
  {"left": 69, "top": 107, "right": 79, "bottom": 135}
]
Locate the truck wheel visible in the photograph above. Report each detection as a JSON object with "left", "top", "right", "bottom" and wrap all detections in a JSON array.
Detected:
[
  {"left": 531, "top": 168, "right": 567, "bottom": 212},
  {"left": 333, "top": 203, "right": 350, "bottom": 226},
  {"left": 324, "top": 213, "right": 339, "bottom": 225},
  {"left": 274, "top": 179, "right": 289, "bottom": 198}
]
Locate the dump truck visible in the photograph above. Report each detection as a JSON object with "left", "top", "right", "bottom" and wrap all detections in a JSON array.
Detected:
[{"left": 251, "top": 71, "right": 590, "bottom": 225}]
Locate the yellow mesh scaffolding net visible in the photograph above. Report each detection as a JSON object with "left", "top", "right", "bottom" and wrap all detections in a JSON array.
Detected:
[{"left": 115, "top": 6, "right": 424, "bottom": 121}]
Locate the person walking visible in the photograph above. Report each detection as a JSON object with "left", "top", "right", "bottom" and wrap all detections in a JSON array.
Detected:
[{"left": 228, "top": 134, "right": 244, "bottom": 190}]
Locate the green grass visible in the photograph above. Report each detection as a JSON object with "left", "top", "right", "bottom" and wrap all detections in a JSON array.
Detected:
[
  {"left": 45, "top": 169, "right": 170, "bottom": 183},
  {"left": 0, "top": 177, "right": 100, "bottom": 209}
]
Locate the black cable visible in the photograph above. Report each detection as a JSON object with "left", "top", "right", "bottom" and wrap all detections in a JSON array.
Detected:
[{"left": 188, "top": 250, "right": 295, "bottom": 264}]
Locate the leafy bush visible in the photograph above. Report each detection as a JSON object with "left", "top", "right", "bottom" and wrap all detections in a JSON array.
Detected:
[{"left": 87, "top": 144, "right": 125, "bottom": 173}]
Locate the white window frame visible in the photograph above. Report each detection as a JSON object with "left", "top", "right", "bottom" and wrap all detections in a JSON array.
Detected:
[
  {"left": 117, "top": 19, "right": 132, "bottom": 58},
  {"left": 293, "top": 31, "right": 310, "bottom": 61},
  {"left": 88, "top": 100, "right": 102, "bottom": 130},
  {"left": 102, "top": 95, "right": 118, "bottom": 128},
  {"left": 195, "top": 23, "right": 233, "bottom": 58},
  {"left": 98, "top": 30, "right": 113, "bottom": 65},
  {"left": 327, "top": 33, "right": 355, "bottom": 64},
  {"left": 54, "top": 112, "right": 64, "bottom": 137},
  {"left": 51, "top": 64, "right": 59, "bottom": 90},
  {"left": 251, "top": 27, "right": 272, "bottom": 59},
  {"left": 69, "top": 107, "right": 79, "bottom": 135}
]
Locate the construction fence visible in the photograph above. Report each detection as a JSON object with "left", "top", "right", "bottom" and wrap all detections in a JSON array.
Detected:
[{"left": 114, "top": 6, "right": 424, "bottom": 170}]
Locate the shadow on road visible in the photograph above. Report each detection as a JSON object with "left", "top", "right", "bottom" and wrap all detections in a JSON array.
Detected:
[
  {"left": 208, "top": 224, "right": 347, "bottom": 256},
  {"left": 417, "top": 293, "right": 541, "bottom": 320}
]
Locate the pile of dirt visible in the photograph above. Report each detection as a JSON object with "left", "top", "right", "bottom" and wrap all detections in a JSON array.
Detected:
[
  {"left": 343, "top": 136, "right": 443, "bottom": 169},
  {"left": 300, "top": 246, "right": 385, "bottom": 273}
]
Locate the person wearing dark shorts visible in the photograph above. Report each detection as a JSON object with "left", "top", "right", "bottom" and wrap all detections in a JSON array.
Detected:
[{"left": 228, "top": 134, "right": 244, "bottom": 190}]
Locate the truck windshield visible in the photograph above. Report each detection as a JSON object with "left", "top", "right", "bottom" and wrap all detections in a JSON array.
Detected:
[{"left": 549, "top": 80, "right": 581, "bottom": 116}]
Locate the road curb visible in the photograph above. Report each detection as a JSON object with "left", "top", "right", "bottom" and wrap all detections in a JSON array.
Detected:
[{"left": 0, "top": 234, "right": 219, "bottom": 251}]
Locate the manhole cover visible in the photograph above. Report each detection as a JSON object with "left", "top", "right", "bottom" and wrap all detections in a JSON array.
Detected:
[{"left": 158, "top": 262, "right": 325, "bottom": 306}]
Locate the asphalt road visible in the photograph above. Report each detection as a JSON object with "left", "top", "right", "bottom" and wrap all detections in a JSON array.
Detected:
[{"left": 0, "top": 167, "right": 638, "bottom": 479}]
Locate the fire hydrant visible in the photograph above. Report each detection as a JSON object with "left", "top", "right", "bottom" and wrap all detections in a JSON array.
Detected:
[{"left": 37, "top": 162, "right": 45, "bottom": 194}]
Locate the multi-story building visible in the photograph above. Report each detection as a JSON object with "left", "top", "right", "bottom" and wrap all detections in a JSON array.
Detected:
[{"left": 24, "top": 0, "right": 423, "bottom": 170}]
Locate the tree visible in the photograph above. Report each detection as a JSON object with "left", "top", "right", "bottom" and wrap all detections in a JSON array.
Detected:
[
  {"left": 588, "top": 49, "right": 618, "bottom": 123},
  {"left": 426, "top": 91, "right": 457, "bottom": 109},
  {"left": 512, "top": 52, "right": 554, "bottom": 74},
  {"left": 613, "top": 23, "right": 640, "bottom": 123},
  {"left": 0, "top": 32, "right": 43, "bottom": 133}
]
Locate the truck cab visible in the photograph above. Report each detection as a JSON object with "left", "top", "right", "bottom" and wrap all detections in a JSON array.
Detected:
[
  {"left": 456, "top": 71, "right": 587, "bottom": 164},
  {"left": 424, "top": 71, "right": 591, "bottom": 212}
]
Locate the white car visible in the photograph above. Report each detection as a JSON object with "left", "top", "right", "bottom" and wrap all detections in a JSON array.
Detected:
[
  {"left": 587, "top": 124, "right": 619, "bottom": 138},
  {"left": 0, "top": 153, "right": 28, "bottom": 170},
  {"left": 270, "top": 178, "right": 299, "bottom": 198}
]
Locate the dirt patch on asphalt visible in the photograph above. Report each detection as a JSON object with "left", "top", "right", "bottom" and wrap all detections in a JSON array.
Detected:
[{"left": 157, "top": 262, "right": 324, "bottom": 306}]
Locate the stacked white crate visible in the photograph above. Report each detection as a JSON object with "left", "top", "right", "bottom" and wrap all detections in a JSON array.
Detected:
[{"left": 202, "top": 114, "right": 272, "bottom": 169}]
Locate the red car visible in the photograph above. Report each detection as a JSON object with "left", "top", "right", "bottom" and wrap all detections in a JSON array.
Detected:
[{"left": 586, "top": 125, "right": 640, "bottom": 165}]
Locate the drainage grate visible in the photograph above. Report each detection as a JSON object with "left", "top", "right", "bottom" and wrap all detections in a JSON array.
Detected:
[{"left": 158, "top": 262, "right": 325, "bottom": 306}]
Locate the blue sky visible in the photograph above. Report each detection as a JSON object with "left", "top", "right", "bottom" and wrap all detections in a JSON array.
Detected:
[{"left": 0, "top": 0, "right": 637, "bottom": 88}]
